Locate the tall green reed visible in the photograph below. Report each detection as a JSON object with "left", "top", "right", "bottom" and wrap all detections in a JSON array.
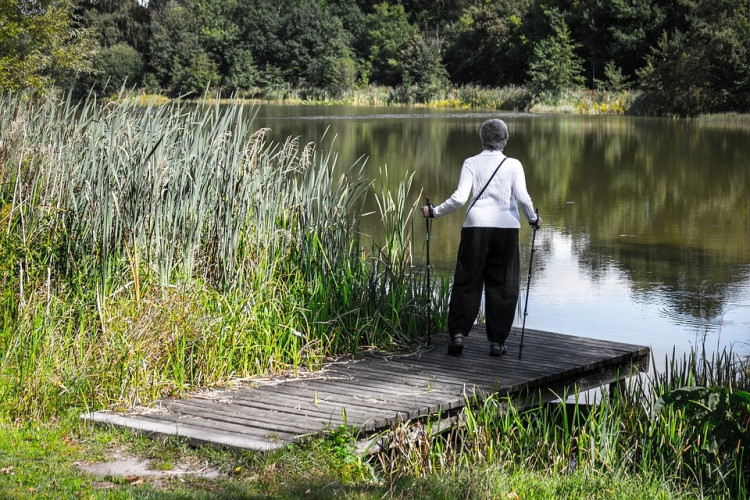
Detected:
[{"left": 0, "top": 92, "right": 443, "bottom": 420}]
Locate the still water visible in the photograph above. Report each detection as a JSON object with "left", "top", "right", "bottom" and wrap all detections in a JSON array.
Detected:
[{"left": 251, "top": 104, "right": 750, "bottom": 364}]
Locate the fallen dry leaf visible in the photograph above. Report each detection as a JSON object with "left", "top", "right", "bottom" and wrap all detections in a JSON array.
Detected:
[{"left": 125, "top": 475, "right": 143, "bottom": 486}]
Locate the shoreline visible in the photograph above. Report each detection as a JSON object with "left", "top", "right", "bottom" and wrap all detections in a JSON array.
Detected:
[{"left": 124, "top": 89, "right": 750, "bottom": 124}]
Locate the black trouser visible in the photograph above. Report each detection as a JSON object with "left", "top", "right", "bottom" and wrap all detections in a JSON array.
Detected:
[{"left": 448, "top": 227, "right": 520, "bottom": 344}]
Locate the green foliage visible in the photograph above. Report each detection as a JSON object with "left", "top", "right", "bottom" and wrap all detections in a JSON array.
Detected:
[
  {"left": 637, "top": 0, "right": 750, "bottom": 116},
  {"left": 273, "top": 1, "right": 355, "bottom": 91},
  {"left": 91, "top": 42, "right": 144, "bottom": 92},
  {"left": 652, "top": 385, "right": 750, "bottom": 491},
  {"left": 176, "top": 52, "right": 221, "bottom": 95},
  {"left": 77, "top": 0, "right": 150, "bottom": 52},
  {"left": 328, "top": 56, "right": 359, "bottom": 97},
  {"left": 443, "top": 2, "right": 532, "bottom": 86},
  {"left": 4, "top": 0, "right": 748, "bottom": 114},
  {"left": 572, "top": 0, "right": 666, "bottom": 87},
  {"left": 363, "top": 3, "right": 417, "bottom": 87},
  {"left": 0, "top": 0, "right": 97, "bottom": 95},
  {"left": 361, "top": 2, "right": 447, "bottom": 100},
  {"left": 226, "top": 49, "right": 259, "bottom": 92},
  {"left": 593, "top": 60, "right": 631, "bottom": 92},
  {"left": 318, "top": 426, "right": 375, "bottom": 483},
  {"left": 527, "top": 18, "right": 585, "bottom": 103},
  {"left": 398, "top": 34, "right": 449, "bottom": 101}
]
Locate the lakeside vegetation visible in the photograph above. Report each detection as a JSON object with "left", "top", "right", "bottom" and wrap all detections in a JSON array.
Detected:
[{"left": 0, "top": 93, "right": 436, "bottom": 421}]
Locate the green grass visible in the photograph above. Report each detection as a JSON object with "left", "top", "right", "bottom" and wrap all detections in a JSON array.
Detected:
[{"left": 0, "top": 419, "right": 678, "bottom": 499}]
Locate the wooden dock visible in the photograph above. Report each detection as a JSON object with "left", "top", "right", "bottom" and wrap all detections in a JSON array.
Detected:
[{"left": 82, "top": 327, "right": 650, "bottom": 453}]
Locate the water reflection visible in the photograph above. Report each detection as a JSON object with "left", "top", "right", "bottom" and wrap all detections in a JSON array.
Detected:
[{"left": 251, "top": 105, "right": 750, "bottom": 360}]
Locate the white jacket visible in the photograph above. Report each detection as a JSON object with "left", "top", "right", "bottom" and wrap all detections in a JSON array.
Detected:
[{"left": 433, "top": 150, "right": 537, "bottom": 228}]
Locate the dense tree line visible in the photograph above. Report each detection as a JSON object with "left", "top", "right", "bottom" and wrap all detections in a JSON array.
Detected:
[{"left": 3, "top": 0, "right": 750, "bottom": 115}]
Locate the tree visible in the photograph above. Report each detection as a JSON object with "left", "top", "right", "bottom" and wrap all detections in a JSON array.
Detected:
[
  {"left": 84, "top": 42, "right": 143, "bottom": 93},
  {"left": 77, "top": 0, "right": 150, "bottom": 52},
  {"left": 272, "top": 0, "right": 354, "bottom": 90},
  {"left": 443, "top": 2, "right": 532, "bottom": 86},
  {"left": 0, "top": 0, "right": 97, "bottom": 94},
  {"left": 637, "top": 0, "right": 750, "bottom": 115},
  {"left": 226, "top": 49, "right": 258, "bottom": 92},
  {"left": 572, "top": 0, "right": 666, "bottom": 88},
  {"left": 148, "top": 2, "right": 219, "bottom": 96},
  {"left": 363, "top": 2, "right": 417, "bottom": 86},
  {"left": 176, "top": 52, "right": 220, "bottom": 96},
  {"left": 399, "top": 33, "right": 448, "bottom": 99},
  {"left": 194, "top": 0, "right": 240, "bottom": 80},
  {"left": 594, "top": 60, "right": 631, "bottom": 91},
  {"left": 527, "top": 18, "right": 585, "bottom": 102}
]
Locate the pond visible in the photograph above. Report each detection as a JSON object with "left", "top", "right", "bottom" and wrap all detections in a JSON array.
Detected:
[{"left": 251, "top": 104, "right": 750, "bottom": 366}]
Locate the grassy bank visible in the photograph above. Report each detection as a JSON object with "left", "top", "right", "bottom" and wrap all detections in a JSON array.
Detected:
[
  {"left": 1, "top": 93, "right": 748, "bottom": 498},
  {"left": 131, "top": 85, "right": 750, "bottom": 123},
  {"left": 130, "top": 84, "right": 633, "bottom": 115}
]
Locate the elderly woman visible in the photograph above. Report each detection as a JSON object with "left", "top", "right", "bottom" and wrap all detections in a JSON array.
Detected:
[{"left": 422, "top": 119, "right": 541, "bottom": 356}]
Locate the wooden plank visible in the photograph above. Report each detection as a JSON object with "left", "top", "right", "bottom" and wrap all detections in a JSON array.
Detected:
[
  {"left": 81, "top": 411, "right": 283, "bottom": 451},
  {"left": 340, "top": 361, "right": 512, "bottom": 395},
  {"left": 158, "top": 399, "right": 323, "bottom": 435},
  {"left": 255, "top": 383, "right": 435, "bottom": 418},
  {"left": 226, "top": 389, "right": 417, "bottom": 430},
  {"left": 366, "top": 350, "right": 570, "bottom": 384},
  {"left": 134, "top": 412, "right": 300, "bottom": 444},
  {"left": 181, "top": 393, "right": 373, "bottom": 430},
  {"left": 317, "top": 364, "right": 471, "bottom": 398},
  {"left": 254, "top": 385, "right": 427, "bottom": 422},
  {"left": 280, "top": 378, "right": 464, "bottom": 414},
  {"left": 220, "top": 391, "right": 404, "bottom": 431}
]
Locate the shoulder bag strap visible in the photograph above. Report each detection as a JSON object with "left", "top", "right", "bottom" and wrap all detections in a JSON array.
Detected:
[{"left": 466, "top": 157, "right": 507, "bottom": 215}]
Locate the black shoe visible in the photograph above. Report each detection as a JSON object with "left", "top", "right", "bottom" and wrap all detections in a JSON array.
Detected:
[
  {"left": 448, "top": 334, "right": 464, "bottom": 356},
  {"left": 489, "top": 343, "right": 507, "bottom": 357}
]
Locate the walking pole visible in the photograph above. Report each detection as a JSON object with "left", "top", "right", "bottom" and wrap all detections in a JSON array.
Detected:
[
  {"left": 518, "top": 209, "right": 539, "bottom": 359},
  {"left": 425, "top": 197, "right": 433, "bottom": 345}
]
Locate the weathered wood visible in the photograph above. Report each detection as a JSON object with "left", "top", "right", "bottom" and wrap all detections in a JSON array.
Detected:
[
  {"left": 81, "top": 411, "right": 286, "bottom": 450},
  {"left": 82, "top": 328, "right": 650, "bottom": 452},
  {"left": 158, "top": 399, "right": 322, "bottom": 435}
]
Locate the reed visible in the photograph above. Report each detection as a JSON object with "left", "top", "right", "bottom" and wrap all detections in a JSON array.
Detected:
[{"left": 0, "top": 92, "right": 440, "bottom": 420}]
